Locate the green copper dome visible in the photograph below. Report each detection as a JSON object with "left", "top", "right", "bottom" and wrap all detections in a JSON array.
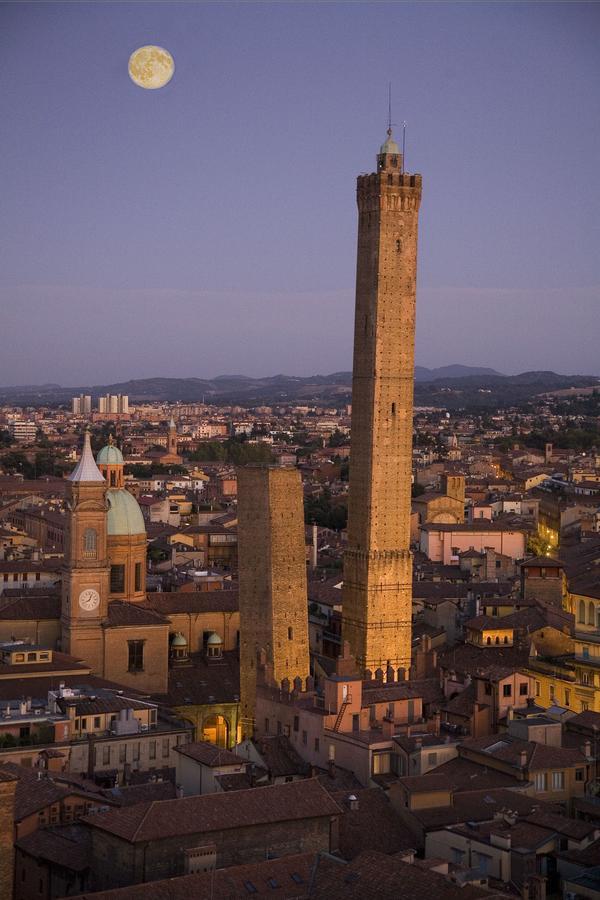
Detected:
[
  {"left": 207, "top": 632, "right": 223, "bottom": 645},
  {"left": 97, "top": 443, "right": 124, "bottom": 465},
  {"left": 107, "top": 489, "right": 145, "bottom": 536},
  {"left": 380, "top": 129, "right": 400, "bottom": 155}
]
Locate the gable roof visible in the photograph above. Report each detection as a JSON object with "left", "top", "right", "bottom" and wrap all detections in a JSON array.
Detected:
[{"left": 83, "top": 778, "right": 341, "bottom": 843}]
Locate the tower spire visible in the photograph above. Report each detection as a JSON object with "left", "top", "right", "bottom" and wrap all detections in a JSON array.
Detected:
[{"left": 68, "top": 428, "right": 104, "bottom": 483}]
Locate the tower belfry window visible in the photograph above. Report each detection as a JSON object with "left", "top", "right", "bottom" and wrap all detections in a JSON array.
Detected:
[{"left": 83, "top": 528, "right": 97, "bottom": 558}]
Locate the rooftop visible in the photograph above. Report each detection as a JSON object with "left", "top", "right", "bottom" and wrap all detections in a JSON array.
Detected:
[{"left": 83, "top": 778, "right": 341, "bottom": 843}]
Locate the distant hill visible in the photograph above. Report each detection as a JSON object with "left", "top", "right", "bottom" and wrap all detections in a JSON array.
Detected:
[
  {"left": 0, "top": 367, "right": 597, "bottom": 409},
  {"left": 415, "top": 365, "right": 502, "bottom": 381}
]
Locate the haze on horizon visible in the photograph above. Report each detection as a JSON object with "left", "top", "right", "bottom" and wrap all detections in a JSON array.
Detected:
[{"left": 1, "top": 2, "right": 599, "bottom": 385}]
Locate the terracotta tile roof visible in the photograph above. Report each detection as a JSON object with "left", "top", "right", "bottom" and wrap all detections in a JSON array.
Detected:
[
  {"left": 104, "top": 601, "right": 170, "bottom": 628},
  {"left": 0, "top": 763, "right": 104, "bottom": 821},
  {"left": 362, "top": 677, "right": 443, "bottom": 706},
  {"left": 566, "top": 710, "right": 600, "bottom": 732},
  {"left": 62, "top": 694, "right": 155, "bottom": 717},
  {"left": 0, "top": 673, "right": 148, "bottom": 703},
  {"left": 412, "top": 581, "right": 513, "bottom": 601},
  {"left": 419, "top": 756, "right": 524, "bottom": 792},
  {"left": 557, "top": 834, "right": 600, "bottom": 865},
  {"left": 459, "top": 734, "right": 588, "bottom": 770},
  {"left": 174, "top": 741, "right": 246, "bottom": 768},
  {"left": 0, "top": 559, "right": 59, "bottom": 573},
  {"left": 83, "top": 778, "right": 341, "bottom": 843},
  {"left": 449, "top": 818, "right": 554, "bottom": 851},
  {"left": 307, "top": 577, "right": 344, "bottom": 606},
  {"left": 524, "top": 809, "right": 597, "bottom": 840},
  {"left": 441, "top": 682, "right": 478, "bottom": 718},
  {"left": 438, "top": 641, "right": 531, "bottom": 681},
  {"left": 254, "top": 735, "right": 310, "bottom": 778},
  {"left": 0, "top": 594, "right": 60, "bottom": 620},
  {"left": 144, "top": 589, "right": 238, "bottom": 615},
  {"left": 409, "top": 787, "right": 556, "bottom": 830},
  {"left": 309, "top": 850, "right": 493, "bottom": 900},
  {"left": 68, "top": 852, "right": 316, "bottom": 898},
  {"left": 334, "top": 788, "right": 416, "bottom": 860},
  {"left": 104, "top": 781, "right": 177, "bottom": 807},
  {"left": 0, "top": 650, "right": 89, "bottom": 677},
  {"left": 214, "top": 771, "right": 255, "bottom": 791},
  {"left": 157, "top": 650, "right": 240, "bottom": 707},
  {"left": 16, "top": 823, "right": 91, "bottom": 872}
]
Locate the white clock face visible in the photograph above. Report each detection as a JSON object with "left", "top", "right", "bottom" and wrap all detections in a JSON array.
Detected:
[{"left": 79, "top": 589, "right": 100, "bottom": 612}]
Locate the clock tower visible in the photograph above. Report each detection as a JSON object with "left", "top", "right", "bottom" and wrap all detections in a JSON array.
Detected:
[{"left": 61, "top": 429, "right": 110, "bottom": 673}]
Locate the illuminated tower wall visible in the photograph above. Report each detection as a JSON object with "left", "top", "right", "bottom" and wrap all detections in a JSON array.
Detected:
[{"left": 342, "top": 131, "right": 422, "bottom": 676}]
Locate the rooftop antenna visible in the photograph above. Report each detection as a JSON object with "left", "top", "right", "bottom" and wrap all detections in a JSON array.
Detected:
[
  {"left": 402, "top": 120, "right": 407, "bottom": 173},
  {"left": 387, "top": 82, "right": 393, "bottom": 135}
]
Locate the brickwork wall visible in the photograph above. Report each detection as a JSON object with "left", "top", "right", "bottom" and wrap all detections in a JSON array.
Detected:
[
  {"left": 0, "top": 773, "right": 17, "bottom": 899},
  {"left": 90, "top": 817, "right": 332, "bottom": 890},
  {"left": 343, "top": 147, "right": 422, "bottom": 674},
  {"left": 103, "top": 624, "right": 169, "bottom": 694},
  {"left": 237, "top": 467, "right": 310, "bottom": 735}
]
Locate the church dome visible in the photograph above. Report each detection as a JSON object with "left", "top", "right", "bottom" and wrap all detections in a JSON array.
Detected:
[
  {"left": 97, "top": 443, "right": 124, "bottom": 465},
  {"left": 106, "top": 489, "right": 145, "bottom": 536}
]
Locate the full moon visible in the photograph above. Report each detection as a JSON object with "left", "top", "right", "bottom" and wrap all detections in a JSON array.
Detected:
[{"left": 128, "top": 45, "right": 175, "bottom": 90}]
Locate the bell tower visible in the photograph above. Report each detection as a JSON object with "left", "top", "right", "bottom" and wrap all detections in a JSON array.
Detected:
[
  {"left": 61, "top": 430, "right": 110, "bottom": 673},
  {"left": 342, "top": 129, "right": 422, "bottom": 676},
  {"left": 167, "top": 416, "right": 177, "bottom": 457}
]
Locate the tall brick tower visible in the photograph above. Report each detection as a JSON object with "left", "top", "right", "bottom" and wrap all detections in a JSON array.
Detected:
[
  {"left": 342, "top": 129, "right": 422, "bottom": 676},
  {"left": 61, "top": 429, "right": 110, "bottom": 673},
  {"left": 237, "top": 466, "right": 310, "bottom": 736}
]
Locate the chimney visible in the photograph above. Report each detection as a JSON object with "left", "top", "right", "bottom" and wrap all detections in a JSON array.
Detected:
[
  {"left": 328, "top": 758, "right": 336, "bottom": 780},
  {"left": 347, "top": 794, "right": 359, "bottom": 811},
  {"left": 583, "top": 740, "right": 592, "bottom": 758},
  {"left": 519, "top": 749, "right": 528, "bottom": 769}
]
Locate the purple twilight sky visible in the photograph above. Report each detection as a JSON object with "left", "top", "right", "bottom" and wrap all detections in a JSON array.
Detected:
[{"left": 1, "top": 2, "right": 599, "bottom": 386}]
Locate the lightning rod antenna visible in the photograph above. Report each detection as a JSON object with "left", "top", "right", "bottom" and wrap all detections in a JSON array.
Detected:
[
  {"left": 388, "top": 82, "right": 392, "bottom": 134},
  {"left": 402, "top": 120, "right": 407, "bottom": 172}
]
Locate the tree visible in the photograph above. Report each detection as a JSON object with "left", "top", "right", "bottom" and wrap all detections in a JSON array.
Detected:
[{"left": 328, "top": 429, "right": 348, "bottom": 448}]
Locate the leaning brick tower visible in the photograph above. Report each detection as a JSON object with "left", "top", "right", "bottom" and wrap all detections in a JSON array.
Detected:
[{"left": 342, "top": 129, "right": 422, "bottom": 676}]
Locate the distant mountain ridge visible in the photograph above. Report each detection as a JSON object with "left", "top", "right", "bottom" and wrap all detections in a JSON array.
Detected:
[{"left": 0, "top": 367, "right": 597, "bottom": 409}]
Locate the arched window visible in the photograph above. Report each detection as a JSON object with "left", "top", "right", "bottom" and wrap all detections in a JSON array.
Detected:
[
  {"left": 495, "top": 636, "right": 500, "bottom": 645},
  {"left": 83, "top": 528, "right": 97, "bottom": 558},
  {"left": 486, "top": 636, "right": 492, "bottom": 645},
  {"left": 579, "top": 600, "right": 586, "bottom": 624},
  {"left": 504, "top": 636, "right": 509, "bottom": 645},
  {"left": 589, "top": 602, "right": 595, "bottom": 626}
]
